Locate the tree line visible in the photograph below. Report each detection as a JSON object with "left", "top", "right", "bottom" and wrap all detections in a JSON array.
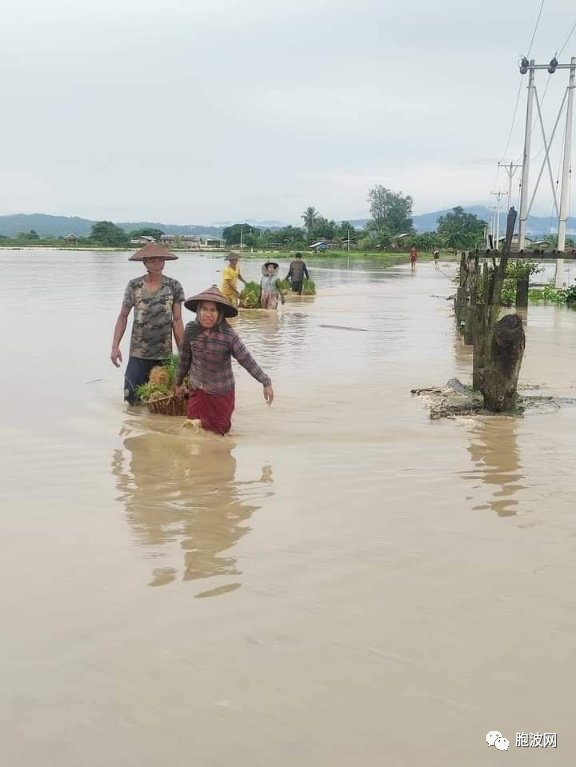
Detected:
[
  {"left": 1, "top": 187, "right": 528, "bottom": 252},
  {"left": 223, "top": 187, "right": 489, "bottom": 252}
]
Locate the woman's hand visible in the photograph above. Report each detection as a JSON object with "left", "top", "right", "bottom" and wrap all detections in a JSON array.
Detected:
[
  {"left": 175, "top": 384, "right": 187, "bottom": 398},
  {"left": 263, "top": 385, "right": 274, "bottom": 405}
]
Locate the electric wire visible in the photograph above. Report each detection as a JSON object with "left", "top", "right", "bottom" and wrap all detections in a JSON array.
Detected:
[
  {"left": 526, "top": 0, "right": 546, "bottom": 57},
  {"left": 556, "top": 18, "right": 576, "bottom": 59},
  {"left": 497, "top": 0, "right": 546, "bottom": 167}
]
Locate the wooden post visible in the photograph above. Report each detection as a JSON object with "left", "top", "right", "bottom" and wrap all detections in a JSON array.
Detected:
[
  {"left": 516, "top": 276, "right": 529, "bottom": 308},
  {"left": 472, "top": 207, "right": 526, "bottom": 410},
  {"left": 463, "top": 254, "right": 477, "bottom": 345}
]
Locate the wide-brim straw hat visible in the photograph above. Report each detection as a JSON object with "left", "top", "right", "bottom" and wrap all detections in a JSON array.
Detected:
[
  {"left": 129, "top": 242, "right": 178, "bottom": 261},
  {"left": 263, "top": 261, "right": 279, "bottom": 269},
  {"left": 184, "top": 286, "right": 238, "bottom": 318}
]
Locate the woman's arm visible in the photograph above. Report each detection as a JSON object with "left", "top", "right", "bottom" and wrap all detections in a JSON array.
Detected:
[
  {"left": 175, "top": 324, "right": 195, "bottom": 385},
  {"left": 229, "top": 330, "right": 271, "bottom": 387}
]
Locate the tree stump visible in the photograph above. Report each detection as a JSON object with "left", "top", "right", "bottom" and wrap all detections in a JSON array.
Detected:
[{"left": 476, "top": 313, "right": 525, "bottom": 411}]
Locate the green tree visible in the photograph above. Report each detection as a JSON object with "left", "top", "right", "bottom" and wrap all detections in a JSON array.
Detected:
[
  {"left": 309, "top": 217, "right": 337, "bottom": 241},
  {"left": 411, "top": 232, "right": 442, "bottom": 251},
  {"left": 222, "top": 223, "right": 261, "bottom": 248},
  {"left": 301, "top": 206, "right": 320, "bottom": 234},
  {"left": 260, "top": 226, "right": 306, "bottom": 249},
  {"left": 129, "top": 227, "right": 164, "bottom": 240},
  {"left": 90, "top": 221, "right": 130, "bottom": 247},
  {"left": 436, "top": 207, "right": 485, "bottom": 250},
  {"left": 367, "top": 185, "right": 413, "bottom": 235}
]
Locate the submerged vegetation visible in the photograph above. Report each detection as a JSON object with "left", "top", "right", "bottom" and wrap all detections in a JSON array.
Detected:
[{"left": 529, "top": 284, "right": 576, "bottom": 305}]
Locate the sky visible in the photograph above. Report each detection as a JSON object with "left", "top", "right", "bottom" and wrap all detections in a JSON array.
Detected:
[{"left": 1, "top": 0, "right": 576, "bottom": 225}]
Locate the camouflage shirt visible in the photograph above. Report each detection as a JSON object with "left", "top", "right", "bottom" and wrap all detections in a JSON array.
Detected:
[{"left": 123, "top": 275, "right": 185, "bottom": 359}]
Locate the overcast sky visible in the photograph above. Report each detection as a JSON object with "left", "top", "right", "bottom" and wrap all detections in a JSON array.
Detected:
[{"left": 1, "top": 0, "right": 575, "bottom": 225}]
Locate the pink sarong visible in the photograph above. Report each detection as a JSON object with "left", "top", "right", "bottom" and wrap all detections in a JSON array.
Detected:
[
  {"left": 186, "top": 388, "right": 235, "bottom": 435},
  {"left": 261, "top": 292, "right": 279, "bottom": 309}
]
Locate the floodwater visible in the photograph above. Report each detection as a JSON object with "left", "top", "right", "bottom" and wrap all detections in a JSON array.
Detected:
[{"left": 1, "top": 248, "right": 575, "bottom": 766}]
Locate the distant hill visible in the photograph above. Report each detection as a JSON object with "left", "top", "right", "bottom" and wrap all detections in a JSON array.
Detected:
[
  {"left": 351, "top": 207, "right": 576, "bottom": 236},
  {"left": 212, "top": 219, "right": 287, "bottom": 229},
  {"left": 0, "top": 213, "right": 223, "bottom": 238},
  {"left": 1, "top": 209, "right": 574, "bottom": 239}
]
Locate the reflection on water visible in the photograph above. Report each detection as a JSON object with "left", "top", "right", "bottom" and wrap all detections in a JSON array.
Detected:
[
  {"left": 111, "top": 423, "right": 273, "bottom": 593},
  {"left": 464, "top": 418, "right": 525, "bottom": 517},
  {"left": 5, "top": 251, "right": 576, "bottom": 765}
]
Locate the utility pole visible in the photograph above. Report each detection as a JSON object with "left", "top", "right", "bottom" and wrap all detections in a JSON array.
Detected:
[
  {"left": 498, "top": 161, "right": 522, "bottom": 215},
  {"left": 518, "top": 55, "right": 576, "bottom": 276},
  {"left": 518, "top": 59, "right": 536, "bottom": 251},
  {"left": 490, "top": 191, "right": 505, "bottom": 250},
  {"left": 556, "top": 56, "right": 576, "bottom": 287}
]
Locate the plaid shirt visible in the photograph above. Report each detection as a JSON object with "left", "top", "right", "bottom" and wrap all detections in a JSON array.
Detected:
[{"left": 176, "top": 321, "right": 271, "bottom": 393}]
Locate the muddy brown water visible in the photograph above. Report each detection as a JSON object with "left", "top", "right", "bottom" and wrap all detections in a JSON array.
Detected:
[{"left": 1, "top": 249, "right": 575, "bottom": 765}]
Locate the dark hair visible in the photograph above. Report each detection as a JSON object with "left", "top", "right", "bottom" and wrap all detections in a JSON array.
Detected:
[{"left": 295, "top": 252, "right": 302, "bottom": 258}]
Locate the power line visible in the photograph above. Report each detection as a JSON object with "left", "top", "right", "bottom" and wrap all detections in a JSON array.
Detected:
[
  {"left": 497, "top": 1, "right": 547, "bottom": 165},
  {"left": 527, "top": 0, "right": 546, "bottom": 57},
  {"left": 498, "top": 78, "right": 524, "bottom": 164},
  {"left": 557, "top": 18, "right": 576, "bottom": 58}
]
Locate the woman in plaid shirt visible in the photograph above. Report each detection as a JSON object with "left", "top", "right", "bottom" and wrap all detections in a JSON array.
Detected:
[{"left": 175, "top": 286, "right": 274, "bottom": 434}]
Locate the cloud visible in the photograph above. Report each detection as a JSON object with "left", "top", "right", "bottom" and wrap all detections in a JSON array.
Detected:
[{"left": 1, "top": 0, "right": 575, "bottom": 222}]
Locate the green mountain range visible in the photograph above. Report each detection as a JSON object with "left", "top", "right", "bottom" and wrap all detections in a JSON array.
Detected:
[
  {"left": 0, "top": 214, "right": 223, "bottom": 238},
  {"left": 0, "top": 209, "right": 573, "bottom": 239}
]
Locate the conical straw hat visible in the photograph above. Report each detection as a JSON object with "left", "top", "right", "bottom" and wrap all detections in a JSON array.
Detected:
[
  {"left": 129, "top": 242, "right": 178, "bottom": 261},
  {"left": 183, "top": 285, "right": 238, "bottom": 318}
]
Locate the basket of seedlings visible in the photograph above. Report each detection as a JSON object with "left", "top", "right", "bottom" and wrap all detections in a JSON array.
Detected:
[
  {"left": 239, "top": 281, "right": 263, "bottom": 308},
  {"left": 135, "top": 354, "right": 187, "bottom": 416}
]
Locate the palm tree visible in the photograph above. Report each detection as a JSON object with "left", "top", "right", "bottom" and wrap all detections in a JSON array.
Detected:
[{"left": 301, "top": 206, "right": 320, "bottom": 234}]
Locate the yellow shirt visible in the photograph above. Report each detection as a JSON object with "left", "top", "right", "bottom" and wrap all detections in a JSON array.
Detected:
[{"left": 221, "top": 264, "right": 239, "bottom": 300}]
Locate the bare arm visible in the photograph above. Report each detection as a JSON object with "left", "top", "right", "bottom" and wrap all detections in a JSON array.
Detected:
[
  {"left": 175, "top": 324, "right": 194, "bottom": 386},
  {"left": 229, "top": 330, "right": 273, "bottom": 404},
  {"left": 111, "top": 305, "right": 131, "bottom": 367},
  {"left": 172, "top": 301, "right": 184, "bottom": 349}
]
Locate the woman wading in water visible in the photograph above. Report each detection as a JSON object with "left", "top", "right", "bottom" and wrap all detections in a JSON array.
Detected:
[{"left": 175, "top": 286, "right": 274, "bottom": 435}]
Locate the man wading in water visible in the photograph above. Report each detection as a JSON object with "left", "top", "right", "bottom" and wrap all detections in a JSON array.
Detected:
[
  {"left": 110, "top": 243, "right": 185, "bottom": 403},
  {"left": 286, "top": 252, "right": 310, "bottom": 295}
]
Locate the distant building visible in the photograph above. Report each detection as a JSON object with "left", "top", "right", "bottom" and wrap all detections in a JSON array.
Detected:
[
  {"left": 160, "top": 234, "right": 223, "bottom": 249},
  {"left": 309, "top": 241, "right": 329, "bottom": 251},
  {"left": 130, "top": 235, "right": 156, "bottom": 245},
  {"left": 65, "top": 234, "right": 78, "bottom": 245}
]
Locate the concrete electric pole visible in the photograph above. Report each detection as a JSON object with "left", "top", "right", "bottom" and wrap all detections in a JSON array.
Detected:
[
  {"left": 490, "top": 191, "right": 506, "bottom": 249},
  {"left": 518, "top": 55, "right": 576, "bottom": 286},
  {"left": 498, "top": 161, "right": 522, "bottom": 216}
]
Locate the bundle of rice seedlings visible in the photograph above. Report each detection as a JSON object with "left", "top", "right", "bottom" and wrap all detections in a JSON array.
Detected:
[
  {"left": 302, "top": 278, "right": 316, "bottom": 295},
  {"left": 239, "top": 281, "right": 262, "bottom": 308},
  {"left": 148, "top": 366, "right": 170, "bottom": 387},
  {"left": 135, "top": 355, "right": 187, "bottom": 416}
]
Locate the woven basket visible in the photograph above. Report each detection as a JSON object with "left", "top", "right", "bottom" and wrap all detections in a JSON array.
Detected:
[{"left": 145, "top": 394, "right": 188, "bottom": 416}]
